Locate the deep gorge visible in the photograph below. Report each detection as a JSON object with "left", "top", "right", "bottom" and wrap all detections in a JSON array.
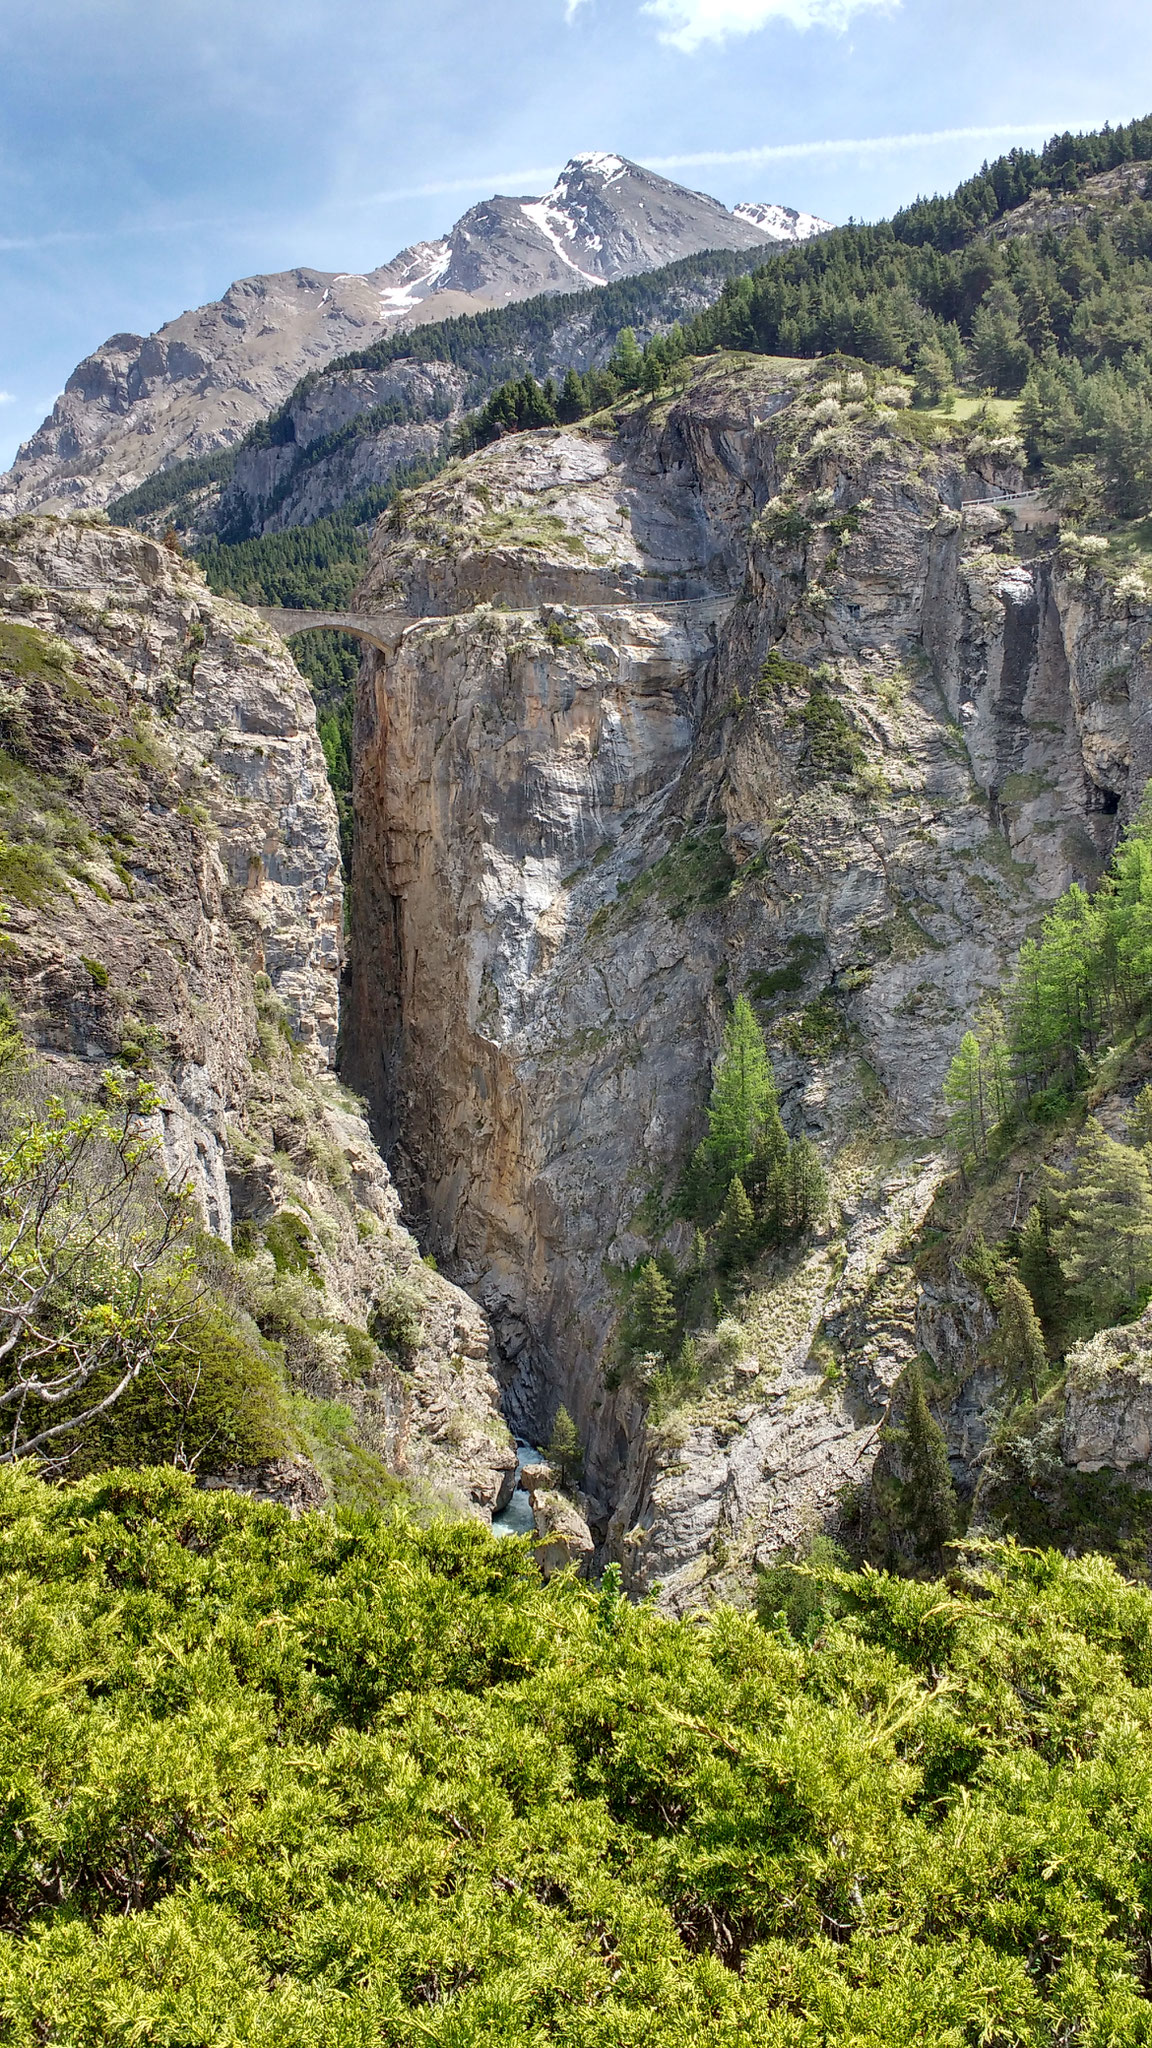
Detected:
[{"left": 341, "top": 351, "right": 1152, "bottom": 1604}]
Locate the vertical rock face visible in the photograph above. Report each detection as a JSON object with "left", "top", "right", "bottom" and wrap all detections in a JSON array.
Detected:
[
  {"left": 347, "top": 360, "right": 1152, "bottom": 1602},
  {"left": 0, "top": 514, "right": 511, "bottom": 1515}
]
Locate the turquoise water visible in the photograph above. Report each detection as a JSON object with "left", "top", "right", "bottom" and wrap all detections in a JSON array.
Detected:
[{"left": 491, "top": 1440, "right": 542, "bottom": 1538}]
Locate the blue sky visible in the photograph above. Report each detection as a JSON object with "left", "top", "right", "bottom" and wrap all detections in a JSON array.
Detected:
[{"left": 1, "top": 0, "right": 1150, "bottom": 470}]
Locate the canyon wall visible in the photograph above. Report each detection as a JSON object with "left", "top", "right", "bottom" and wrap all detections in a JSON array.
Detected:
[
  {"left": 0, "top": 513, "right": 512, "bottom": 1515},
  {"left": 345, "top": 359, "right": 1152, "bottom": 1603}
]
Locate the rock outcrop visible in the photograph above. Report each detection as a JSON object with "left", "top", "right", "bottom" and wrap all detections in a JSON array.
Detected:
[
  {"left": 0, "top": 512, "right": 512, "bottom": 1515},
  {"left": 1, "top": 158, "right": 825, "bottom": 522},
  {"left": 530, "top": 1488, "right": 595, "bottom": 1578},
  {"left": 345, "top": 356, "right": 1152, "bottom": 1603},
  {"left": 1063, "top": 1309, "right": 1152, "bottom": 1482}
]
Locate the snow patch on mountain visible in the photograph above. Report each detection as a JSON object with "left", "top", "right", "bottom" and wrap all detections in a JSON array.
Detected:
[
  {"left": 378, "top": 241, "right": 452, "bottom": 314},
  {"left": 519, "top": 201, "right": 606, "bottom": 284},
  {"left": 732, "top": 201, "right": 831, "bottom": 242}
]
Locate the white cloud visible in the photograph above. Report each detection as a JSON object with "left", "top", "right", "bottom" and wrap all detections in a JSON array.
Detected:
[
  {"left": 642, "top": 0, "right": 893, "bottom": 49},
  {"left": 0, "top": 393, "right": 15, "bottom": 405}
]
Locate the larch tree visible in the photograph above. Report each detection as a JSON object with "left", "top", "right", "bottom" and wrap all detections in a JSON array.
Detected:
[
  {"left": 624, "top": 1260, "right": 678, "bottom": 1360},
  {"left": 1017, "top": 1183, "right": 1071, "bottom": 1352},
  {"left": 703, "top": 996, "right": 783, "bottom": 1191},
  {"left": 1056, "top": 1119, "right": 1152, "bottom": 1326},
  {"left": 0, "top": 1075, "right": 193, "bottom": 1466},
  {"left": 943, "top": 1031, "right": 989, "bottom": 1161},
  {"left": 1129, "top": 1083, "right": 1152, "bottom": 1152}
]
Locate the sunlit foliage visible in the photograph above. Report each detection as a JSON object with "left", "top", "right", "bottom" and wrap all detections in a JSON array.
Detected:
[{"left": 2, "top": 1472, "right": 1152, "bottom": 2042}]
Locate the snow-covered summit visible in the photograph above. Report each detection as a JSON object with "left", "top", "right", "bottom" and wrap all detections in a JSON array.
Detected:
[{"left": 562, "top": 152, "right": 629, "bottom": 184}]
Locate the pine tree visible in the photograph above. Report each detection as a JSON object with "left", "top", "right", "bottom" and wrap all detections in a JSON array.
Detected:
[
  {"left": 1057, "top": 1119, "right": 1152, "bottom": 1327},
  {"left": 624, "top": 1260, "right": 678, "bottom": 1359},
  {"left": 911, "top": 338, "right": 955, "bottom": 407},
  {"left": 744, "top": 1119, "right": 791, "bottom": 1229},
  {"left": 1017, "top": 1182, "right": 1070, "bottom": 1352},
  {"left": 546, "top": 1405, "right": 583, "bottom": 1490},
  {"left": 783, "top": 1136, "right": 828, "bottom": 1234},
  {"left": 557, "top": 368, "right": 588, "bottom": 424},
  {"left": 897, "top": 1360, "right": 958, "bottom": 1566},
  {"left": 990, "top": 1272, "right": 1047, "bottom": 1403},
  {"left": 716, "top": 1176, "right": 756, "bottom": 1273},
  {"left": 969, "top": 283, "right": 1033, "bottom": 394},
  {"left": 704, "top": 997, "right": 782, "bottom": 1192}
]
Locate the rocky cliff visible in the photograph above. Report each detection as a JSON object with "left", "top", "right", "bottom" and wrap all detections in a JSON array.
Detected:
[
  {"left": 216, "top": 361, "right": 468, "bottom": 543},
  {"left": 0, "top": 513, "right": 513, "bottom": 1516},
  {"left": 344, "top": 356, "right": 1152, "bottom": 1604},
  {"left": 1, "top": 159, "right": 826, "bottom": 522}
]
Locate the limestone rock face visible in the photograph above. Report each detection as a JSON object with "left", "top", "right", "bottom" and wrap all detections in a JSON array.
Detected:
[
  {"left": 0, "top": 513, "right": 511, "bottom": 1515},
  {"left": 1063, "top": 1311, "right": 1152, "bottom": 1481},
  {"left": 0, "top": 272, "right": 427, "bottom": 519},
  {"left": 345, "top": 357, "right": 1152, "bottom": 1602}
]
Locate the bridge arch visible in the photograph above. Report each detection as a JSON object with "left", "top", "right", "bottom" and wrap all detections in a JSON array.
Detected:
[{"left": 255, "top": 606, "right": 414, "bottom": 652}]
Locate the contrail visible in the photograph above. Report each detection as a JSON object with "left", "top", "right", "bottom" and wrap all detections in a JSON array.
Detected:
[
  {"left": 0, "top": 217, "right": 228, "bottom": 254},
  {"left": 361, "top": 121, "right": 1091, "bottom": 206},
  {"left": 646, "top": 122, "right": 1091, "bottom": 171},
  {"left": 0, "top": 120, "right": 1098, "bottom": 248}
]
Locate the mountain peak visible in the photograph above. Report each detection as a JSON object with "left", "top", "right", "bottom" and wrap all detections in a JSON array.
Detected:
[{"left": 558, "top": 151, "right": 631, "bottom": 184}]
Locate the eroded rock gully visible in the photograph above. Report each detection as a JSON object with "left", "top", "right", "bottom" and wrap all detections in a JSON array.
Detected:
[
  {"left": 0, "top": 515, "right": 512, "bottom": 1517},
  {"left": 345, "top": 358, "right": 1152, "bottom": 1605}
]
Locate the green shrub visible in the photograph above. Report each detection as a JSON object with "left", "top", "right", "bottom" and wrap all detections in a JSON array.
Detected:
[
  {"left": 757, "top": 649, "right": 813, "bottom": 699},
  {"left": 0, "top": 836, "right": 60, "bottom": 908},
  {"left": 787, "top": 678, "right": 865, "bottom": 782},
  {"left": 369, "top": 1272, "right": 425, "bottom": 1358},
  {"left": 2, "top": 1473, "right": 1152, "bottom": 2039},
  {"left": 70, "top": 1303, "right": 295, "bottom": 1474},
  {"left": 0, "top": 618, "right": 76, "bottom": 685},
  {"left": 755, "top": 1532, "right": 849, "bottom": 1639},
  {"left": 263, "top": 1209, "right": 320, "bottom": 1283}
]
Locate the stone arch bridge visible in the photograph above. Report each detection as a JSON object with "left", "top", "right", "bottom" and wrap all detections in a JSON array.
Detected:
[
  {"left": 256, "top": 596, "right": 737, "bottom": 650},
  {"left": 255, "top": 607, "right": 413, "bottom": 651}
]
